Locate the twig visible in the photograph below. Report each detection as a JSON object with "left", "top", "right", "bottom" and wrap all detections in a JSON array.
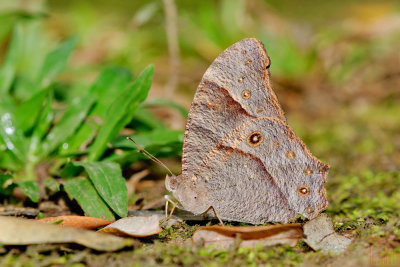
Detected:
[{"left": 162, "top": 0, "right": 180, "bottom": 98}]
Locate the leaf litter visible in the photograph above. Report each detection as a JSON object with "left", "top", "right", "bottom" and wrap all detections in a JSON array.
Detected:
[
  {"left": 303, "top": 213, "right": 356, "bottom": 254},
  {"left": 192, "top": 224, "right": 303, "bottom": 249},
  {"left": 39, "top": 215, "right": 113, "bottom": 229},
  {"left": 0, "top": 216, "right": 132, "bottom": 251},
  {"left": 98, "top": 215, "right": 162, "bottom": 237}
]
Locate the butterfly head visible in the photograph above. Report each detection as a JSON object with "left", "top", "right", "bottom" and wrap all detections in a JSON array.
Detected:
[
  {"left": 165, "top": 174, "right": 210, "bottom": 214},
  {"left": 165, "top": 174, "right": 180, "bottom": 192}
]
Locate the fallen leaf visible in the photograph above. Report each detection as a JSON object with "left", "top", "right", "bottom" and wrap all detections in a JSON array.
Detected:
[
  {"left": 98, "top": 215, "right": 161, "bottom": 237},
  {"left": 303, "top": 213, "right": 356, "bottom": 254},
  {"left": 0, "top": 216, "right": 132, "bottom": 251},
  {"left": 192, "top": 224, "right": 303, "bottom": 249},
  {"left": 127, "top": 210, "right": 183, "bottom": 228},
  {"left": 39, "top": 215, "right": 113, "bottom": 229},
  {"left": 126, "top": 169, "right": 150, "bottom": 197}
]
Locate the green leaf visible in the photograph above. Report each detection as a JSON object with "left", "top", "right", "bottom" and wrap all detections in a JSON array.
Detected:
[
  {"left": 88, "top": 65, "right": 154, "bottom": 161},
  {"left": 0, "top": 11, "right": 46, "bottom": 43},
  {"left": 0, "top": 148, "right": 21, "bottom": 171},
  {"left": 63, "top": 177, "right": 114, "bottom": 220},
  {"left": 105, "top": 141, "right": 182, "bottom": 165},
  {"left": 72, "top": 161, "right": 128, "bottom": 218},
  {"left": 37, "top": 37, "right": 76, "bottom": 88},
  {"left": 17, "top": 180, "right": 39, "bottom": 202},
  {"left": 0, "top": 101, "right": 27, "bottom": 164},
  {"left": 106, "top": 129, "right": 183, "bottom": 164},
  {"left": 44, "top": 177, "right": 60, "bottom": 193},
  {"left": 60, "top": 67, "right": 132, "bottom": 155},
  {"left": 12, "top": 22, "right": 46, "bottom": 100},
  {"left": 29, "top": 91, "right": 54, "bottom": 159},
  {"left": 131, "top": 107, "right": 166, "bottom": 131},
  {"left": 113, "top": 129, "right": 184, "bottom": 148},
  {"left": 0, "top": 24, "right": 22, "bottom": 94},
  {"left": 143, "top": 99, "right": 188, "bottom": 119},
  {"left": 42, "top": 93, "right": 95, "bottom": 155},
  {"left": 0, "top": 173, "right": 14, "bottom": 195},
  {"left": 15, "top": 89, "right": 49, "bottom": 133}
]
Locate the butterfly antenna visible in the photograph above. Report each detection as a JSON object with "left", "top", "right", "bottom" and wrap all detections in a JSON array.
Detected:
[{"left": 127, "top": 137, "right": 174, "bottom": 176}]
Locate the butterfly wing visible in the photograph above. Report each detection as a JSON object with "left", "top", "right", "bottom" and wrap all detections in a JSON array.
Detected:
[
  {"left": 176, "top": 38, "right": 328, "bottom": 222},
  {"left": 182, "top": 38, "right": 285, "bottom": 182},
  {"left": 193, "top": 146, "right": 297, "bottom": 224},
  {"left": 187, "top": 118, "right": 328, "bottom": 223},
  {"left": 217, "top": 118, "right": 329, "bottom": 219}
]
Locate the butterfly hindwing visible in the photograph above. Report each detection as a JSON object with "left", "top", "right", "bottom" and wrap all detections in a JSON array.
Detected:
[
  {"left": 194, "top": 146, "right": 296, "bottom": 224},
  {"left": 219, "top": 118, "right": 329, "bottom": 219}
]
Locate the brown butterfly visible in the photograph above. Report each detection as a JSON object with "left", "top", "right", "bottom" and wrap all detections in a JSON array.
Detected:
[{"left": 165, "top": 38, "right": 329, "bottom": 224}]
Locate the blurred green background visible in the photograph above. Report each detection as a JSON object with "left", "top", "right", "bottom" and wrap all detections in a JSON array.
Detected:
[
  {"left": 53, "top": 0, "right": 399, "bottom": 170},
  {"left": 0, "top": 0, "right": 400, "bottom": 265}
]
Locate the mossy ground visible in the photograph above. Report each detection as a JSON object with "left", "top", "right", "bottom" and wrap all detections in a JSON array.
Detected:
[{"left": 1, "top": 101, "right": 399, "bottom": 267}]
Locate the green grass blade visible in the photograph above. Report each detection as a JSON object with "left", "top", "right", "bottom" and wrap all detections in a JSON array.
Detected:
[
  {"left": 29, "top": 91, "right": 53, "bottom": 158},
  {"left": 113, "top": 129, "right": 184, "bottom": 148},
  {"left": 143, "top": 99, "right": 188, "bottom": 119},
  {"left": 42, "top": 93, "right": 95, "bottom": 155},
  {"left": 88, "top": 65, "right": 154, "bottom": 161},
  {"left": 37, "top": 37, "right": 76, "bottom": 88},
  {"left": 16, "top": 180, "right": 39, "bottom": 203},
  {"left": 72, "top": 161, "right": 128, "bottom": 218},
  {"left": 130, "top": 107, "right": 166, "bottom": 131},
  {"left": 63, "top": 177, "right": 115, "bottom": 220},
  {"left": 106, "top": 129, "right": 183, "bottom": 164},
  {"left": 15, "top": 89, "right": 49, "bottom": 133},
  {"left": 0, "top": 100, "right": 27, "bottom": 164},
  {"left": 0, "top": 24, "right": 22, "bottom": 94},
  {"left": 0, "top": 11, "right": 46, "bottom": 43},
  {"left": 0, "top": 173, "right": 14, "bottom": 195},
  {"left": 117, "top": 66, "right": 155, "bottom": 129},
  {"left": 44, "top": 177, "right": 60, "bottom": 193},
  {"left": 60, "top": 67, "right": 132, "bottom": 155},
  {"left": 0, "top": 148, "right": 22, "bottom": 171}
]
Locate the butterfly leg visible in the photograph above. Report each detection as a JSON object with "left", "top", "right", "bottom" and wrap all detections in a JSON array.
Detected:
[
  {"left": 202, "top": 205, "right": 224, "bottom": 226},
  {"left": 164, "top": 195, "right": 179, "bottom": 219}
]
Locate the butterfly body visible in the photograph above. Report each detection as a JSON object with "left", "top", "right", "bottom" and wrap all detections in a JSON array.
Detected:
[{"left": 165, "top": 38, "right": 329, "bottom": 224}]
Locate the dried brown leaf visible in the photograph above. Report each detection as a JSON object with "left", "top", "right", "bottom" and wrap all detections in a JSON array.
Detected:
[
  {"left": 303, "top": 213, "right": 356, "bottom": 254},
  {"left": 39, "top": 215, "right": 113, "bottom": 229},
  {"left": 192, "top": 224, "right": 303, "bottom": 249},
  {"left": 0, "top": 216, "right": 132, "bottom": 251},
  {"left": 126, "top": 169, "right": 150, "bottom": 197},
  {"left": 98, "top": 215, "right": 161, "bottom": 237}
]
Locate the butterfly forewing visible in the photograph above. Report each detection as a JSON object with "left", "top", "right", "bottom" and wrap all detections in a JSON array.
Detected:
[{"left": 182, "top": 38, "right": 286, "bottom": 182}]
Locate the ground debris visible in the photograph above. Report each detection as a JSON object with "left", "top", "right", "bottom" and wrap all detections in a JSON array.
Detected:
[
  {"left": 98, "top": 215, "right": 161, "bottom": 237},
  {"left": 0, "top": 216, "right": 132, "bottom": 251},
  {"left": 0, "top": 206, "right": 39, "bottom": 218},
  {"left": 39, "top": 215, "right": 113, "bottom": 229},
  {"left": 192, "top": 224, "right": 303, "bottom": 249},
  {"left": 303, "top": 213, "right": 356, "bottom": 254}
]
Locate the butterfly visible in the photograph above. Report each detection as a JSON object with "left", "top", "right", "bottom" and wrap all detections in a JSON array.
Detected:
[{"left": 165, "top": 38, "right": 329, "bottom": 224}]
